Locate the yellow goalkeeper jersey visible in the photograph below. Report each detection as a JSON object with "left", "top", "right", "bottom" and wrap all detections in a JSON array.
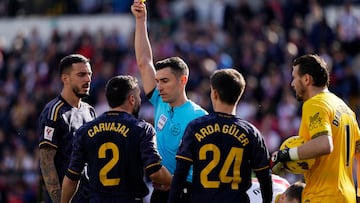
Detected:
[{"left": 299, "top": 92, "right": 360, "bottom": 203}]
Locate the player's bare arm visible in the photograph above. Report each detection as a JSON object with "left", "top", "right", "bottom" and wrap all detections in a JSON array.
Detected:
[
  {"left": 40, "top": 147, "right": 61, "bottom": 203},
  {"left": 61, "top": 176, "right": 78, "bottom": 203},
  {"left": 272, "top": 134, "right": 333, "bottom": 169},
  {"left": 298, "top": 134, "right": 333, "bottom": 160},
  {"left": 150, "top": 166, "right": 172, "bottom": 191},
  {"left": 132, "top": 0, "right": 157, "bottom": 95}
]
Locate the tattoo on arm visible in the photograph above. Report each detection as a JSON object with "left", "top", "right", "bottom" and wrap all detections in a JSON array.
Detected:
[{"left": 40, "top": 147, "right": 61, "bottom": 203}]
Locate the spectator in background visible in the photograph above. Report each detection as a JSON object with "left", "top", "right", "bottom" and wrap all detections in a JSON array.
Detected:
[
  {"left": 38, "top": 54, "right": 96, "bottom": 203},
  {"left": 308, "top": 16, "right": 335, "bottom": 53},
  {"left": 336, "top": 1, "right": 360, "bottom": 56}
]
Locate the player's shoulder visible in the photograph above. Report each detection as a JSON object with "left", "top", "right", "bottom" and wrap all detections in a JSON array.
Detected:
[
  {"left": 80, "top": 100, "right": 96, "bottom": 111},
  {"left": 127, "top": 116, "right": 155, "bottom": 132},
  {"left": 80, "top": 100, "right": 94, "bottom": 108},
  {"left": 43, "top": 96, "right": 63, "bottom": 110},
  {"left": 41, "top": 96, "right": 69, "bottom": 120},
  {"left": 76, "top": 112, "right": 113, "bottom": 133},
  {"left": 78, "top": 101, "right": 96, "bottom": 119},
  {"left": 138, "top": 119, "right": 155, "bottom": 131},
  {"left": 187, "top": 113, "right": 213, "bottom": 126},
  {"left": 187, "top": 100, "right": 208, "bottom": 115},
  {"left": 130, "top": 118, "right": 156, "bottom": 139},
  {"left": 236, "top": 118, "right": 261, "bottom": 136},
  {"left": 305, "top": 92, "right": 341, "bottom": 107}
]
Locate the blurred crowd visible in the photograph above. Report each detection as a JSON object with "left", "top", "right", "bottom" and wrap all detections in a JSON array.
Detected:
[{"left": 0, "top": 0, "right": 360, "bottom": 202}]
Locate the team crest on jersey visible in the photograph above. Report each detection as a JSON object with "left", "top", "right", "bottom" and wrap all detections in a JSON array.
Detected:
[
  {"left": 309, "top": 112, "right": 322, "bottom": 130},
  {"left": 44, "top": 126, "right": 54, "bottom": 141},
  {"left": 170, "top": 123, "right": 181, "bottom": 136}
]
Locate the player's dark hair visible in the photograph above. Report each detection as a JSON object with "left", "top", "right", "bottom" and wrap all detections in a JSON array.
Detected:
[
  {"left": 210, "top": 69, "right": 245, "bottom": 105},
  {"left": 105, "top": 75, "right": 138, "bottom": 108},
  {"left": 155, "top": 56, "right": 189, "bottom": 78},
  {"left": 59, "top": 54, "right": 90, "bottom": 75},
  {"left": 284, "top": 181, "right": 305, "bottom": 202},
  {"left": 293, "top": 54, "right": 329, "bottom": 87}
]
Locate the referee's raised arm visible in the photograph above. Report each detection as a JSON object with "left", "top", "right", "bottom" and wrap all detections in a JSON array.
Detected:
[{"left": 131, "top": 0, "right": 156, "bottom": 95}]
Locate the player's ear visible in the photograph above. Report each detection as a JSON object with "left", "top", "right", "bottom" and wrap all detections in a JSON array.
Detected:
[
  {"left": 303, "top": 73, "right": 312, "bottom": 86},
  {"left": 180, "top": 75, "right": 187, "bottom": 86},
  {"left": 61, "top": 74, "right": 69, "bottom": 84},
  {"left": 129, "top": 94, "right": 135, "bottom": 105},
  {"left": 211, "top": 88, "right": 219, "bottom": 100}
]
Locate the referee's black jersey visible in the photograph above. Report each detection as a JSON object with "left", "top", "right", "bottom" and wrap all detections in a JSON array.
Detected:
[
  {"left": 38, "top": 95, "right": 96, "bottom": 181},
  {"left": 176, "top": 112, "right": 270, "bottom": 202},
  {"left": 66, "top": 111, "right": 163, "bottom": 199}
]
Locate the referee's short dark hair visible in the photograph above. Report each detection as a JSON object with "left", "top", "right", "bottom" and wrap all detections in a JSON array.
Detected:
[
  {"left": 59, "top": 54, "right": 89, "bottom": 75},
  {"left": 155, "top": 56, "right": 189, "bottom": 78}
]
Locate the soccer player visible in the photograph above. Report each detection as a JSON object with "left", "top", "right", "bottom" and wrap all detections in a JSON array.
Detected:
[
  {"left": 38, "top": 54, "right": 96, "bottom": 203},
  {"left": 271, "top": 54, "right": 360, "bottom": 202},
  {"left": 131, "top": 1, "right": 208, "bottom": 202},
  {"left": 247, "top": 174, "right": 290, "bottom": 203},
  {"left": 61, "top": 75, "right": 173, "bottom": 202},
  {"left": 168, "top": 69, "right": 273, "bottom": 203}
]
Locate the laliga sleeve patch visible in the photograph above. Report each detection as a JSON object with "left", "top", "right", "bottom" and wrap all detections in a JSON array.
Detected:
[{"left": 44, "top": 126, "right": 55, "bottom": 141}]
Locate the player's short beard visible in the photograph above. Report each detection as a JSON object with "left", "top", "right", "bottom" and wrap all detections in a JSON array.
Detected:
[
  {"left": 73, "top": 88, "right": 89, "bottom": 99},
  {"left": 133, "top": 105, "right": 140, "bottom": 118},
  {"left": 295, "top": 84, "right": 306, "bottom": 102},
  {"left": 75, "top": 92, "right": 89, "bottom": 99}
]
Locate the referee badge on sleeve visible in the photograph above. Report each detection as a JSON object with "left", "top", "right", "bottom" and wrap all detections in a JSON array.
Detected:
[
  {"left": 44, "top": 126, "right": 55, "bottom": 141},
  {"left": 157, "top": 114, "right": 167, "bottom": 131}
]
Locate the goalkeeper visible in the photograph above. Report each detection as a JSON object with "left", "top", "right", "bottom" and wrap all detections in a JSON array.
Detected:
[{"left": 270, "top": 54, "right": 360, "bottom": 203}]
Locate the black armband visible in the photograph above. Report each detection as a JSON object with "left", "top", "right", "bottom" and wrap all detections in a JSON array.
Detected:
[{"left": 146, "top": 163, "right": 162, "bottom": 176}]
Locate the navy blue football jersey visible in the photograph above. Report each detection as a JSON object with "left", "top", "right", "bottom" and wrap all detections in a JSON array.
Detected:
[
  {"left": 65, "top": 111, "right": 163, "bottom": 199},
  {"left": 175, "top": 112, "right": 270, "bottom": 202},
  {"left": 38, "top": 95, "right": 96, "bottom": 181}
]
